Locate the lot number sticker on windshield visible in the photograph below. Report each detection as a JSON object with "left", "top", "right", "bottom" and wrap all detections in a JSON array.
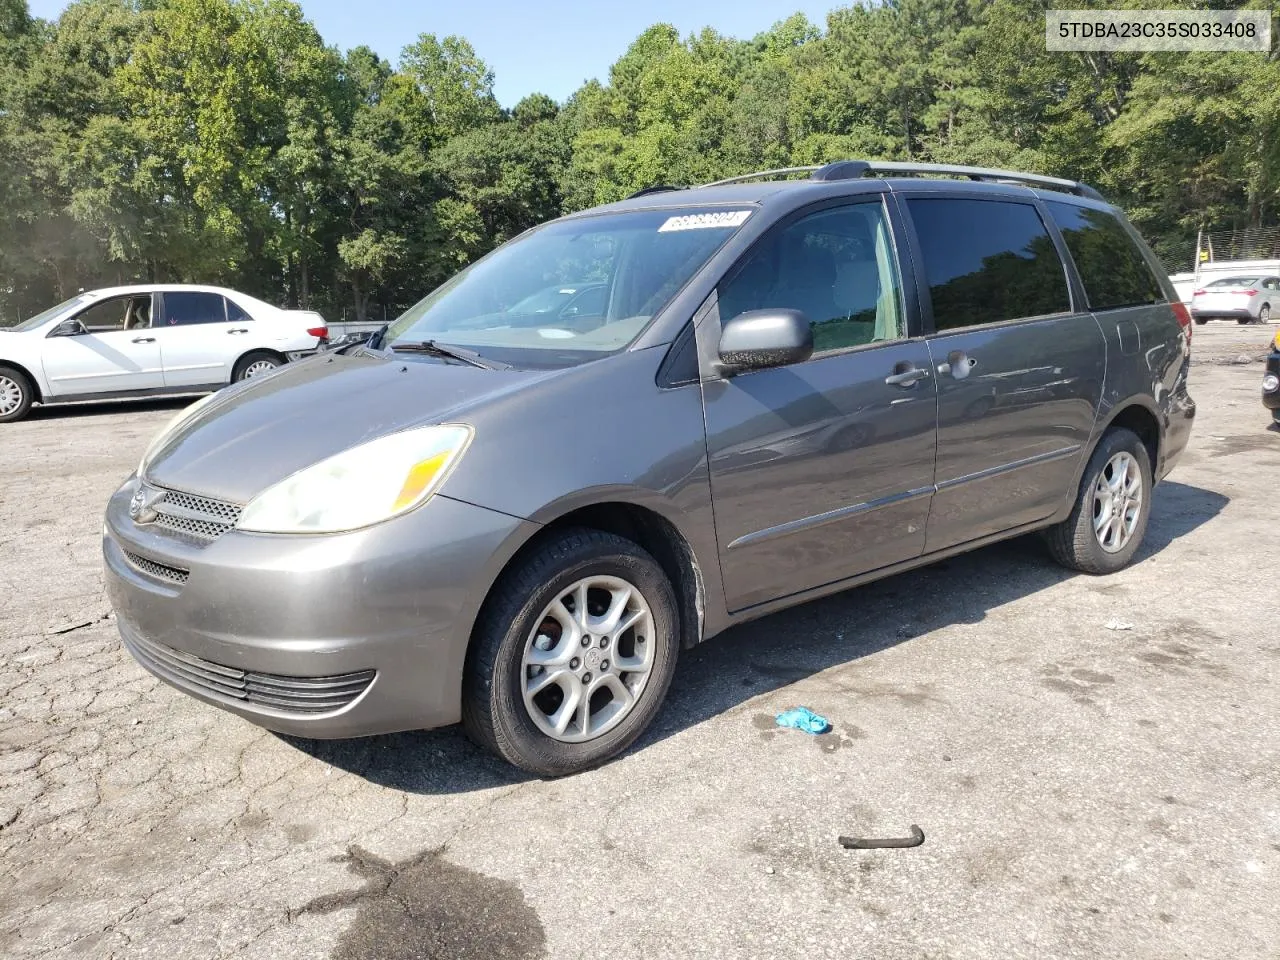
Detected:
[{"left": 658, "top": 211, "right": 752, "bottom": 232}]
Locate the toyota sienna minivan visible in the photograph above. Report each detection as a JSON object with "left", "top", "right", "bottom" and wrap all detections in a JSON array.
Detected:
[{"left": 104, "top": 160, "right": 1196, "bottom": 775}]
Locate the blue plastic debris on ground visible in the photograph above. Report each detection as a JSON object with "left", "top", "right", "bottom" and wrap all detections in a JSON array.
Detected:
[{"left": 774, "top": 706, "right": 831, "bottom": 735}]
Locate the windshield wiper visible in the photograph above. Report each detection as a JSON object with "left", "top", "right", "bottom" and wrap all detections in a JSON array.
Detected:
[{"left": 389, "top": 339, "right": 510, "bottom": 370}]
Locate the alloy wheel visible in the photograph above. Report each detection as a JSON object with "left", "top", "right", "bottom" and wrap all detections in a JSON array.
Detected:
[
  {"left": 520, "top": 575, "right": 655, "bottom": 743},
  {"left": 1092, "top": 451, "right": 1143, "bottom": 553}
]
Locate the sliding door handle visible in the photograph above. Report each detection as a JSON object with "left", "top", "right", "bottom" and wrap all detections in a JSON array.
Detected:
[{"left": 938, "top": 350, "right": 977, "bottom": 379}]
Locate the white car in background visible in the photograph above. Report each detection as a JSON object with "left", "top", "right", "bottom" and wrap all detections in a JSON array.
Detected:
[
  {"left": 0, "top": 284, "right": 327, "bottom": 422},
  {"left": 1190, "top": 275, "right": 1279, "bottom": 325}
]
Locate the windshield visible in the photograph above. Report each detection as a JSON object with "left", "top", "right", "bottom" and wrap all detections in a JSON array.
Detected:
[
  {"left": 385, "top": 207, "right": 754, "bottom": 365},
  {"left": 508, "top": 285, "right": 593, "bottom": 315},
  {"left": 1206, "top": 276, "right": 1261, "bottom": 287},
  {"left": 5, "top": 295, "right": 89, "bottom": 332}
]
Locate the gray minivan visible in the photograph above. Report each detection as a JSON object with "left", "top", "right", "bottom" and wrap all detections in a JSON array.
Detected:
[{"left": 104, "top": 161, "right": 1196, "bottom": 775}]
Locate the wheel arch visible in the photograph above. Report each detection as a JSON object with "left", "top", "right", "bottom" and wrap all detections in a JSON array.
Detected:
[
  {"left": 1098, "top": 400, "right": 1161, "bottom": 474},
  {"left": 1054, "top": 397, "right": 1162, "bottom": 522},
  {"left": 472, "top": 496, "right": 708, "bottom": 654}
]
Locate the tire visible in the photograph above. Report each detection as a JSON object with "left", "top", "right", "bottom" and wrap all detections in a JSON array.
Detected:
[
  {"left": 462, "top": 528, "right": 680, "bottom": 777},
  {"left": 1237, "top": 317, "right": 1250, "bottom": 325},
  {"left": 1193, "top": 317, "right": 1208, "bottom": 325},
  {"left": 232, "top": 351, "right": 283, "bottom": 382},
  {"left": 1258, "top": 304, "right": 1271, "bottom": 325},
  {"left": 0, "top": 365, "right": 34, "bottom": 423},
  {"left": 1044, "top": 427, "right": 1153, "bottom": 575}
]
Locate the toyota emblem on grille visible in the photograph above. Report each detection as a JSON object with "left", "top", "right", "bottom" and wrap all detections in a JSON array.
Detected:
[{"left": 129, "top": 485, "right": 163, "bottom": 523}]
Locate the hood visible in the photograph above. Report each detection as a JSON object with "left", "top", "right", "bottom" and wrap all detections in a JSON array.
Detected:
[{"left": 145, "top": 350, "right": 555, "bottom": 503}]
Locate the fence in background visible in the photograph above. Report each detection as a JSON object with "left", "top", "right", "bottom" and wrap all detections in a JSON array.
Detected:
[{"left": 1163, "top": 224, "right": 1280, "bottom": 274}]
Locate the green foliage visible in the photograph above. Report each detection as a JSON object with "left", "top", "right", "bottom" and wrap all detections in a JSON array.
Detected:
[{"left": 1, "top": 0, "right": 1277, "bottom": 325}]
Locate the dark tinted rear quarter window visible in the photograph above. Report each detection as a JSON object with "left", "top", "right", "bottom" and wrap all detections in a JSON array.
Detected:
[
  {"left": 164, "top": 292, "right": 226, "bottom": 326},
  {"left": 225, "top": 298, "right": 252, "bottom": 323},
  {"left": 1044, "top": 201, "right": 1164, "bottom": 310},
  {"left": 907, "top": 198, "right": 1070, "bottom": 330}
]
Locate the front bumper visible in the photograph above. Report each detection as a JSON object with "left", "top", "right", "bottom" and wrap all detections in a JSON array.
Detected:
[
  {"left": 103, "top": 478, "right": 538, "bottom": 737},
  {"left": 1263, "top": 351, "right": 1280, "bottom": 411}
]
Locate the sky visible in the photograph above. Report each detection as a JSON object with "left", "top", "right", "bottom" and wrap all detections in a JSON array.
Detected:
[{"left": 26, "top": 0, "right": 836, "bottom": 106}]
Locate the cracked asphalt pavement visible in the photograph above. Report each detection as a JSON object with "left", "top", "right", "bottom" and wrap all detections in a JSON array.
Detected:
[{"left": 2, "top": 322, "right": 1278, "bottom": 959}]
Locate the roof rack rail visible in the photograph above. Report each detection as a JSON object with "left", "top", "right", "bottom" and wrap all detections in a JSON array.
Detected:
[
  {"left": 697, "top": 160, "right": 1103, "bottom": 200},
  {"left": 703, "top": 166, "right": 822, "bottom": 186},
  {"left": 859, "top": 161, "right": 1104, "bottom": 200},
  {"left": 627, "top": 184, "right": 685, "bottom": 199}
]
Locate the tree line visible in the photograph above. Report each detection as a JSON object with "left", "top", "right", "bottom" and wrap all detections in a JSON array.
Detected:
[{"left": 1, "top": 0, "right": 1277, "bottom": 325}]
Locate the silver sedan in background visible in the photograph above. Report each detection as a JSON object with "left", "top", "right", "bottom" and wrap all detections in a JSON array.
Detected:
[{"left": 1191, "top": 275, "right": 1279, "bottom": 324}]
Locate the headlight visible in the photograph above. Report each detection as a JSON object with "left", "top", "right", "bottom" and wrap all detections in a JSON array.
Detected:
[
  {"left": 1263, "top": 373, "right": 1280, "bottom": 393},
  {"left": 138, "top": 392, "right": 220, "bottom": 477},
  {"left": 236, "top": 424, "right": 472, "bottom": 534}
]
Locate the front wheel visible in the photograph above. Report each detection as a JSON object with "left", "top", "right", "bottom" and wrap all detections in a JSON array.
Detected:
[
  {"left": 1258, "top": 304, "right": 1271, "bottom": 325},
  {"left": 1044, "top": 427, "right": 1153, "bottom": 574},
  {"left": 462, "top": 529, "right": 679, "bottom": 776},
  {"left": 0, "top": 365, "right": 34, "bottom": 423}
]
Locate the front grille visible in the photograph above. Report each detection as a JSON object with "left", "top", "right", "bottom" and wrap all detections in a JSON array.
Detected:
[
  {"left": 152, "top": 490, "right": 242, "bottom": 542},
  {"left": 124, "top": 550, "right": 190, "bottom": 585},
  {"left": 123, "top": 628, "right": 375, "bottom": 715}
]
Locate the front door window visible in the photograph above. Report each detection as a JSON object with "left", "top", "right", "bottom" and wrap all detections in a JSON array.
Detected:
[{"left": 717, "top": 201, "right": 906, "bottom": 354}]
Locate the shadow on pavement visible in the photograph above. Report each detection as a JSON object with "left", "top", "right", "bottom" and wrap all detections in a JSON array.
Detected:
[{"left": 282, "top": 480, "right": 1228, "bottom": 794}]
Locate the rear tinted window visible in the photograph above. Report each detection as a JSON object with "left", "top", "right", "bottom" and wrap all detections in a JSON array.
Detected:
[
  {"left": 907, "top": 198, "right": 1070, "bottom": 330},
  {"left": 1205, "top": 276, "right": 1260, "bottom": 288},
  {"left": 1044, "top": 202, "right": 1165, "bottom": 310},
  {"left": 163, "top": 292, "right": 226, "bottom": 326},
  {"left": 226, "top": 298, "right": 252, "bottom": 322}
]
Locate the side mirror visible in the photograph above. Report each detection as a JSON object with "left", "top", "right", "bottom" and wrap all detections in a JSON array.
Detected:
[
  {"left": 717, "top": 309, "right": 813, "bottom": 376},
  {"left": 50, "top": 318, "right": 86, "bottom": 337}
]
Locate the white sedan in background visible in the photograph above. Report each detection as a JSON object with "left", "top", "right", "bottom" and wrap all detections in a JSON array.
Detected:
[
  {"left": 1190, "top": 275, "right": 1279, "bottom": 325},
  {"left": 0, "top": 284, "right": 327, "bottom": 422}
]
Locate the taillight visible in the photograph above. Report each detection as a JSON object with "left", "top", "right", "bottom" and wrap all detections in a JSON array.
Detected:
[
  {"left": 1171, "top": 301, "right": 1193, "bottom": 343},
  {"left": 307, "top": 326, "right": 328, "bottom": 338},
  {"left": 1192, "top": 289, "right": 1205, "bottom": 296},
  {"left": 1236, "top": 289, "right": 1258, "bottom": 296}
]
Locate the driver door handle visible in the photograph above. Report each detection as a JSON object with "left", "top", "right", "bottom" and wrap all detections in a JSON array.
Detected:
[
  {"left": 885, "top": 365, "right": 930, "bottom": 387},
  {"left": 227, "top": 328, "right": 249, "bottom": 335},
  {"left": 131, "top": 336, "right": 156, "bottom": 343}
]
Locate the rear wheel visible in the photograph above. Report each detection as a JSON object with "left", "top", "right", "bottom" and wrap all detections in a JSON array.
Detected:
[
  {"left": 232, "top": 351, "right": 283, "bottom": 382},
  {"left": 1193, "top": 317, "right": 1208, "bottom": 325},
  {"left": 0, "top": 365, "right": 34, "bottom": 423},
  {"left": 1045, "top": 427, "right": 1152, "bottom": 575},
  {"left": 462, "top": 528, "right": 679, "bottom": 776},
  {"left": 1237, "top": 317, "right": 1251, "bottom": 325}
]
